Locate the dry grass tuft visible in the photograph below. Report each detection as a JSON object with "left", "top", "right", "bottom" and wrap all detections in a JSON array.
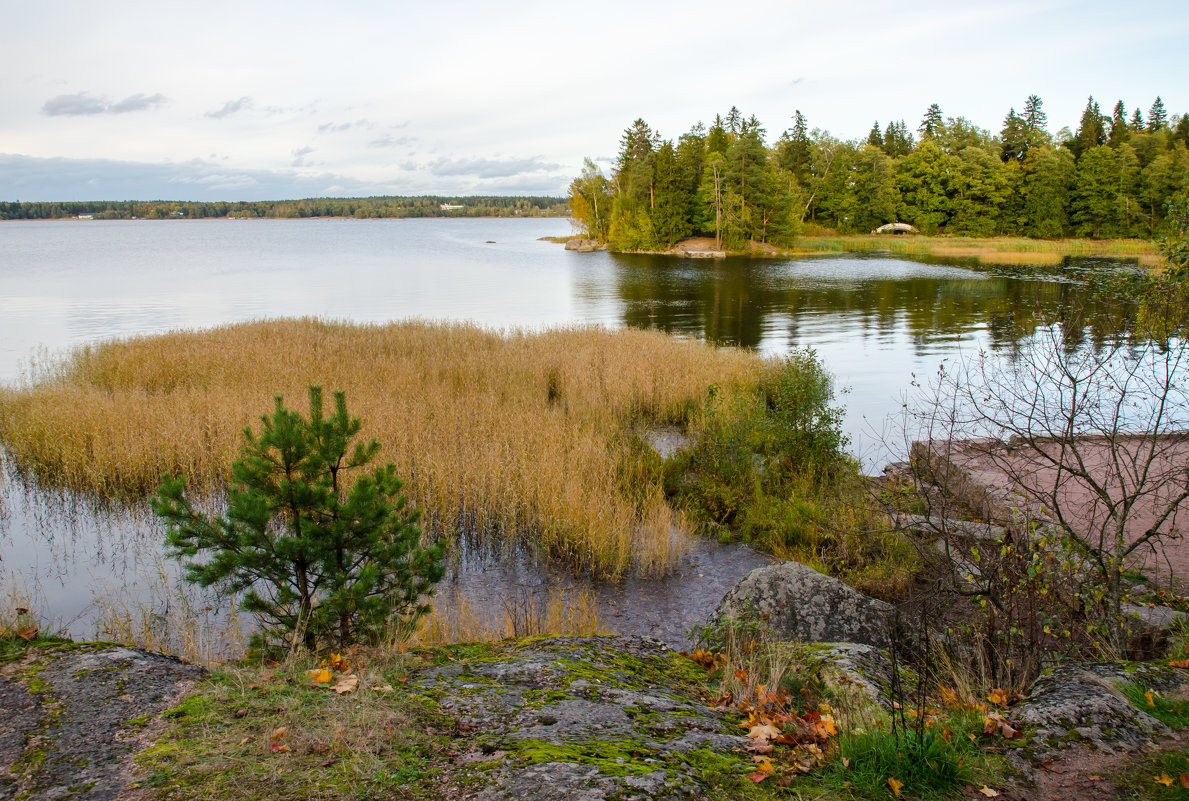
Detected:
[
  {"left": 411, "top": 584, "right": 606, "bottom": 645},
  {"left": 0, "top": 320, "right": 766, "bottom": 578}
]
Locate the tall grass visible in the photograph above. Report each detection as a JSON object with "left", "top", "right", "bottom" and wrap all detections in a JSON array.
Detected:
[
  {"left": 0, "top": 320, "right": 766, "bottom": 578},
  {"left": 790, "top": 233, "right": 1163, "bottom": 266}
]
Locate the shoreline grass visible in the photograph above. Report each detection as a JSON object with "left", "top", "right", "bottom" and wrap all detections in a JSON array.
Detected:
[{"left": 0, "top": 320, "right": 771, "bottom": 578}]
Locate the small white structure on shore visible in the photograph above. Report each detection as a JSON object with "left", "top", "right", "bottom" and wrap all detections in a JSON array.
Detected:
[
  {"left": 872, "top": 222, "right": 919, "bottom": 235},
  {"left": 439, "top": 203, "right": 465, "bottom": 211}
]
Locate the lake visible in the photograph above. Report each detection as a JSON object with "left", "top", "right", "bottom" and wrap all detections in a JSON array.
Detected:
[{"left": 0, "top": 217, "right": 1140, "bottom": 648}]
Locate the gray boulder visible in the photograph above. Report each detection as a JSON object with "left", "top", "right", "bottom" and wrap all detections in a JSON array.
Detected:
[
  {"left": 1122, "top": 603, "right": 1188, "bottom": 659},
  {"left": 564, "top": 238, "right": 600, "bottom": 252},
  {"left": 705, "top": 561, "right": 897, "bottom": 648}
]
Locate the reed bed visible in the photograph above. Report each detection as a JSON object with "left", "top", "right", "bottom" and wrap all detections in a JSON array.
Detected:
[
  {"left": 0, "top": 320, "right": 765, "bottom": 578},
  {"left": 411, "top": 584, "right": 606, "bottom": 645},
  {"left": 790, "top": 234, "right": 1162, "bottom": 266}
]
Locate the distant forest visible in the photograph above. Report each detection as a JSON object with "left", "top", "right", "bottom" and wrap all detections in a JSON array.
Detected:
[
  {"left": 569, "top": 96, "right": 1189, "bottom": 250},
  {"left": 0, "top": 195, "right": 567, "bottom": 221}
]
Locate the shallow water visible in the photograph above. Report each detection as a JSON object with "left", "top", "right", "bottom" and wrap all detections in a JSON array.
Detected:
[{"left": 0, "top": 218, "right": 1143, "bottom": 642}]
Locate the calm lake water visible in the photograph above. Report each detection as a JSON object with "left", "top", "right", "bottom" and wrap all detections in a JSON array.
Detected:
[{"left": 0, "top": 217, "right": 1140, "bottom": 647}]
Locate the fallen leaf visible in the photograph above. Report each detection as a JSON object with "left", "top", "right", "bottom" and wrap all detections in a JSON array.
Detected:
[
  {"left": 887, "top": 776, "right": 904, "bottom": 797},
  {"left": 1179, "top": 773, "right": 1189, "bottom": 788},
  {"left": 841, "top": 757, "right": 850, "bottom": 768},
  {"left": 233, "top": 708, "right": 248, "bottom": 719},
  {"left": 332, "top": 674, "right": 359, "bottom": 695},
  {"left": 237, "top": 736, "right": 250, "bottom": 745},
  {"left": 746, "top": 723, "right": 782, "bottom": 743},
  {"left": 17, "top": 625, "right": 37, "bottom": 641},
  {"left": 372, "top": 683, "right": 394, "bottom": 693},
  {"left": 1154, "top": 773, "right": 1175, "bottom": 787},
  {"left": 987, "top": 688, "right": 1009, "bottom": 707},
  {"left": 1169, "top": 659, "right": 1189, "bottom": 668},
  {"left": 270, "top": 743, "right": 291, "bottom": 753},
  {"left": 1145, "top": 690, "right": 1156, "bottom": 707},
  {"left": 978, "top": 786, "right": 1000, "bottom": 797},
  {"left": 735, "top": 669, "right": 748, "bottom": 682},
  {"left": 307, "top": 668, "right": 332, "bottom": 684},
  {"left": 747, "top": 756, "right": 774, "bottom": 783},
  {"left": 270, "top": 727, "right": 287, "bottom": 741}
]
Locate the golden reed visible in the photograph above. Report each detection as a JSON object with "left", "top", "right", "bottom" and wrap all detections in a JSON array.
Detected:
[{"left": 0, "top": 320, "right": 766, "bottom": 578}]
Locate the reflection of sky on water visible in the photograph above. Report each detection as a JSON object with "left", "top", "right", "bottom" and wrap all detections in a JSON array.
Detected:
[{"left": 0, "top": 219, "right": 1142, "bottom": 635}]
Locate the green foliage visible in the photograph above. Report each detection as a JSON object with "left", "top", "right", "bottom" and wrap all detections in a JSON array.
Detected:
[
  {"left": 572, "top": 95, "right": 1188, "bottom": 247},
  {"left": 1119, "top": 682, "right": 1189, "bottom": 729},
  {"left": 829, "top": 722, "right": 977, "bottom": 799},
  {"left": 153, "top": 386, "right": 445, "bottom": 653},
  {"left": 1162, "top": 192, "right": 1189, "bottom": 281}
]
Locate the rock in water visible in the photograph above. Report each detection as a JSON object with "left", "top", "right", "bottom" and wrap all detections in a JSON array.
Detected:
[{"left": 705, "top": 561, "right": 897, "bottom": 648}]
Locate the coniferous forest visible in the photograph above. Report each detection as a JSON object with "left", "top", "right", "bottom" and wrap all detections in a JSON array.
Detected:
[{"left": 569, "top": 96, "right": 1189, "bottom": 250}]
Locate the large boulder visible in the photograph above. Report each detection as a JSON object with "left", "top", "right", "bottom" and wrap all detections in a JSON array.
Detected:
[{"left": 705, "top": 562, "right": 897, "bottom": 648}]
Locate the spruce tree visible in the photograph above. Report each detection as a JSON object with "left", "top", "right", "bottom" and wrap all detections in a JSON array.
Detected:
[
  {"left": 867, "top": 121, "right": 884, "bottom": 149},
  {"left": 1109, "top": 101, "right": 1129, "bottom": 147},
  {"left": 1148, "top": 97, "right": 1168, "bottom": 132},
  {"left": 1000, "top": 108, "right": 1028, "bottom": 162},
  {"left": 919, "top": 103, "right": 944, "bottom": 139},
  {"left": 1130, "top": 107, "right": 1145, "bottom": 131},
  {"left": 1023, "top": 94, "right": 1048, "bottom": 133},
  {"left": 153, "top": 386, "right": 445, "bottom": 652}
]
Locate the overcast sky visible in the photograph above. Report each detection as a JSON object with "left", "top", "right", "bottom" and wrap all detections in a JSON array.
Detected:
[{"left": 3, "top": 0, "right": 1187, "bottom": 202}]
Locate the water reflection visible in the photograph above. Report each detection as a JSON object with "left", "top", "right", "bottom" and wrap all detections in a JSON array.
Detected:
[{"left": 578, "top": 252, "right": 1137, "bottom": 353}]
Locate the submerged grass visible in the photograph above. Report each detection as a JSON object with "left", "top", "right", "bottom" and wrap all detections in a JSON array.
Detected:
[{"left": 0, "top": 320, "right": 767, "bottom": 578}]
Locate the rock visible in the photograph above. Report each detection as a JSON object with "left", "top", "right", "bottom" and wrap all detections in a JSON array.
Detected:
[
  {"left": 1122, "top": 603, "right": 1189, "bottom": 659},
  {"left": 706, "top": 561, "right": 898, "bottom": 649},
  {"left": 409, "top": 636, "right": 750, "bottom": 800},
  {"left": 564, "top": 238, "right": 600, "bottom": 253},
  {"left": 0, "top": 643, "right": 204, "bottom": 801},
  {"left": 1015, "top": 662, "right": 1185, "bottom": 756}
]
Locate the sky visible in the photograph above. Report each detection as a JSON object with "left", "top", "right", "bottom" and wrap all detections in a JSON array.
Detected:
[{"left": 3, "top": 0, "right": 1188, "bottom": 202}]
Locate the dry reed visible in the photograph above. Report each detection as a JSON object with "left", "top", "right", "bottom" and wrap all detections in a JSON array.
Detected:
[
  {"left": 0, "top": 320, "right": 765, "bottom": 578},
  {"left": 411, "top": 584, "right": 606, "bottom": 645}
]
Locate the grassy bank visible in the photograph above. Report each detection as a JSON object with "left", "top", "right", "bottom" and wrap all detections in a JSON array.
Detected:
[
  {"left": 0, "top": 320, "right": 778, "bottom": 578},
  {"left": 784, "top": 233, "right": 1164, "bottom": 268}
]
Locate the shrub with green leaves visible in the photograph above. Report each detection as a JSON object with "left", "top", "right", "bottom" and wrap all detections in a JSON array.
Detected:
[{"left": 153, "top": 386, "right": 445, "bottom": 653}]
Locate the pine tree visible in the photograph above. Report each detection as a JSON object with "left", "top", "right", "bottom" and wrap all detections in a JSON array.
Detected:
[
  {"left": 651, "top": 140, "right": 691, "bottom": 247},
  {"left": 1130, "top": 107, "right": 1145, "bottom": 131},
  {"left": 1148, "top": 97, "right": 1168, "bottom": 132},
  {"left": 153, "top": 387, "right": 445, "bottom": 652},
  {"left": 725, "top": 105, "right": 743, "bottom": 135}
]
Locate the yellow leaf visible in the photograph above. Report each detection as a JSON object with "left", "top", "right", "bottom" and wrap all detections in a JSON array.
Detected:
[
  {"left": 307, "top": 668, "right": 332, "bottom": 684},
  {"left": 332, "top": 674, "right": 359, "bottom": 695},
  {"left": 841, "top": 757, "right": 850, "bottom": 768},
  {"left": 978, "top": 786, "right": 1001, "bottom": 797},
  {"left": 270, "top": 726, "right": 287, "bottom": 741},
  {"left": 820, "top": 714, "right": 838, "bottom": 736},
  {"left": 746, "top": 723, "right": 782, "bottom": 743},
  {"left": 987, "top": 688, "right": 1008, "bottom": 707},
  {"left": 1154, "top": 773, "right": 1175, "bottom": 787},
  {"left": 1144, "top": 690, "right": 1156, "bottom": 707},
  {"left": 887, "top": 777, "right": 904, "bottom": 796}
]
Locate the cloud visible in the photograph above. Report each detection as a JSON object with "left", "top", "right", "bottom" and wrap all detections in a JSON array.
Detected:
[
  {"left": 291, "top": 145, "right": 315, "bottom": 167},
  {"left": 317, "top": 119, "right": 370, "bottom": 134},
  {"left": 42, "top": 91, "right": 166, "bottom": 116},
  {"left": 205, "top": 96, "right": 253, "bottom": 119},
  {"left": 0, "top": 153, "right": 383, "bottom": 201},
  {"left": 369, "top": 134, "right": 415, "bottom": 148},
  {"left": 108, "top": 93, "right": 167, "bottom": 113},
  {"left": 426, "top": 156, "right": 560, "bottom": 179}
]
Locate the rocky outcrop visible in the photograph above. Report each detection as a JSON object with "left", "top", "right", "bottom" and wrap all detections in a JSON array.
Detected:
[
  {"left": 1122, "top": 603, "right": 1189, "bottom": 659},
  {"left": 705, "top": 562, "right": 898, "bottom": 649},
  {"left": 564, "top": 238, "right": 602, "bottom": 252},
  {"left": 0, "top": 643, "right": 203, "bottom": 800},
  {"left": 409, "top": 636, "right": 750, "bottom": 800},
  {"left": 1014, "top": 662, "right": 1186, "bottom": 756}
]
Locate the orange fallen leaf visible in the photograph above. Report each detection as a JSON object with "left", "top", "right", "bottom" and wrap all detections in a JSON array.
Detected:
[
  {"left": 747, "top": 756, "right": 774, "bottom": 783},
  {"left": 1154, "top": 773, "right": 1174, "bottom": 786},
  {"left": 735, "top": 669, "right": 748, "bottom": 682},
  {"left": 307, "top": 668, "right": 332, "bottom": 684},
  {"left": 887, "top": 776, "right": 904, "bottom": 796},
  {"left": 17, "top": 625, "right": 37, "bottom": 641},
  {"left": 332, "top": 674, "right": 359, "bottom": 695},
  {"left": 1169, "top": 659, "right": 1189, "bottom": 668},
  {"left": 270, "top": 726, "right": 287, "bottom": 741},
  {"left": 840, "top": 757, "right": 850, "bottom": 768},
  {"left": 1179, "top": 773, "right": 1189, "bottom": 788},
  {"left": 1144, "top": 690, "right": 1156, "bottom": 707},
  {"left": 987, "top": 688, "right": 1009, "bottom": 707}
]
